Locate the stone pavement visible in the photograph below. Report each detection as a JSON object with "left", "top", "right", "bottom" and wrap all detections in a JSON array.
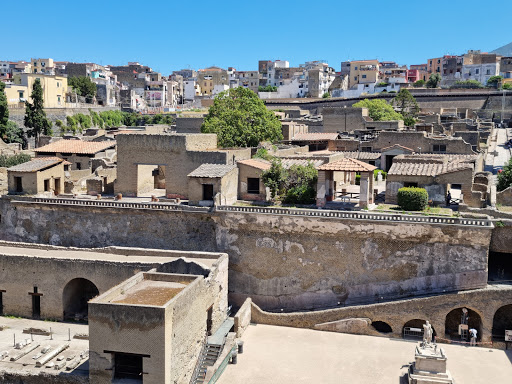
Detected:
[
  {"left": 219, "top": 324, "right": 512, "bottom": 384},
  {"left": 0, "top": 317, "right": 89, "bottom": 377},
  {"left": 491, "top": 127, "right": 512, "bottom": 174}
]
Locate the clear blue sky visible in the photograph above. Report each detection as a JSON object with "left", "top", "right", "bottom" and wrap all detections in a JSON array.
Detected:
[{"left": 3, "top": 0, "right": 511, "bottom": 75}]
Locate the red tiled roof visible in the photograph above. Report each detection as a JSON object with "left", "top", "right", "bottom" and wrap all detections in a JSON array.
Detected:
[
  {"left": 388, "top": 162, "right": 472, "bottom": 177},
  {"left": 291, "top": 133, "right": 340, "bottom": 141},
  {"left": 34, "top": 140, "right": 116, "bottom": 155},
  {"left": 237, "top": 158, "right": 271, "bottom": 171},
  {"left": 318, "top": 158, "right": 377, "bottom": 172},
  {"left": 7, "top": 157, "right": 63, "bottom": 172}
]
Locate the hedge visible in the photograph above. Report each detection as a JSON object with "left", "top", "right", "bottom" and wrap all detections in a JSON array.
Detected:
[{"left": 397, "top": 187, "right": 428, "bottom": 211}]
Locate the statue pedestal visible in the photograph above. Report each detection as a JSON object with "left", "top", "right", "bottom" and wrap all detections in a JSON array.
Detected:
[{"left": 408, "top": 344, "right": 454, "bottom": 384}]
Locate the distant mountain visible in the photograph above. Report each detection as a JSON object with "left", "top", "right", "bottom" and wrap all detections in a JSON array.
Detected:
[{"left": 491, "top": 42, "right": 512, "bottom": 56}]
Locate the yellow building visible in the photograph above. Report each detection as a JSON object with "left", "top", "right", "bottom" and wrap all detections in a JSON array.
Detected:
[
  {"left": 4, "top": 84, "right": 29, "bottom": 107},
  {"left": 31, "top": 58, "right": 55, "bottom": 74},
  {"left": 13, "top": 73, "right": 68, "bottom": 108},
  {"left": 349, "top": 60, "right": 380, "bottom": 88}
]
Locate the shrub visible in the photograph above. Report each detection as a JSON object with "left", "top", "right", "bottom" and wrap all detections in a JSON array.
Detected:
[
  {"left": 0, "top": 153, "right": 31, "bottom": 168},
  {"left": 373, "top": 169, "right": 387, "bottom": 181},
  {"left": 414, "top": 80, "right": 425, "bottom": 87},
  {"left": 397, "top": 187, "right": 428, "bottom": 211}
]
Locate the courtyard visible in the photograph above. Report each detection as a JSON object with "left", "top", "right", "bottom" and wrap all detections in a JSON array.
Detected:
[{"left": 219, "top": 324, "right": 512, "bottom": 384}]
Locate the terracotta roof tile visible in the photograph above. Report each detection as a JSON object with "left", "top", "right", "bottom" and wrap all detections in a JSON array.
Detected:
[
  {"left": 339, "top": 151, "right": 381, "bottom": 160},
  {"left": 237, "top": 158, "right": 271, "bottom": 170},
  {"left": 7, "top": 157, "right": 63, "bottom": 172},
  {"left": 380, "top": 144, "right": 414, "bottom": 152},
  {"left": 34, "top": 140, "right": 116, "bottom": 155},
  {"left": 388, "top": 162, "right": 472, "bottom": 176},
  {"left": 318, "top": 158, "right": 377, "bottom": 172},
  {"left": 188, "top": 163, "right": 236, "bottom": 178},
  {"left": 291, "top": 133, "right": 340, "bottom": 141}
]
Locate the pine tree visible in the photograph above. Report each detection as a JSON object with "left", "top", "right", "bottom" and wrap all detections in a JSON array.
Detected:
[{"left": 24, "top": 79, "right": 53, "bottom": 144}]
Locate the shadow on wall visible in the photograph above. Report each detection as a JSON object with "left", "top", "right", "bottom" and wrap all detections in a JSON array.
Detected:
[{"left": 157, "top": 258, "right": 210, "bottom": 277}]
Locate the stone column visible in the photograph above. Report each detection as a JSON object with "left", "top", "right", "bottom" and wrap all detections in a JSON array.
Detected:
[
  {"left": 316, "top": 170, "right": 327, "bottom": 207},
  {"left": 359, "top": 172, "right": 370, "bottom": 209}
]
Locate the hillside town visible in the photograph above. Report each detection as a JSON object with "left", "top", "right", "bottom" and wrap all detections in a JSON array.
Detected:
[{"left": 1, "top": 7, "right": 512, "bottom": 384}]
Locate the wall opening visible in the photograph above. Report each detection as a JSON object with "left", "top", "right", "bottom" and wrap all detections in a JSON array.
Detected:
[
  {"left": 114, "top": 352, "right": 143, "bottom": 382},
  {"left": 15, "top": 176, "right": 22, "bottom": 193},
  {"left": 445, "top": 307, "right": 482, "bottom": 341},
  {"left": 31, "top": 287, "right": 40, "bottom": 319},
  {"left": 0, "top": 291, "right": 3, "bottom": 316},
  {"left": 402, "top": 319, "right": 437, "bottom": 340},
  {"left": 137, "top": 164, "right": 167, "bottom": 196},
  {"left": 203, "top": 184, "right": 214, "bottom": 201},
  {"left": 371, "top": 321, "right": 392, "bottom": 333},
  {"left": 207, "top": 305, "right": 213, "bottom": 336},
  {"left": 62, "top": 278, "right": 99, "bottom": 321},
  {"left": 492, "top": 304, "right": 512, "bottom": 342},
  {"left": 488, "top": 252, "right": 512, "bottom": 283}
]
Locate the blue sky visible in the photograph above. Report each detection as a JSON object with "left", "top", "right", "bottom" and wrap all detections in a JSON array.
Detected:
[{"left": 3, "top": 0, "right": 511, "bottom": 75}]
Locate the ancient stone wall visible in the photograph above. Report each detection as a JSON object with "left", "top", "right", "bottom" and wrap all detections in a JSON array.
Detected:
[
  {"left": 250, "top": 284, "right": 512, "bottom": 345},
  {"left": 0, "top": 198, "right": 493, "bottom": 312}
]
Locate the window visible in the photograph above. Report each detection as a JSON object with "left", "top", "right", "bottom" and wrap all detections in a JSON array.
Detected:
[
  {"left": 433, "top": 144, "right": 446, "bottom": 153},
  {"left": 76, "top": 163, "right": 82, "bottom": 170},
  {"left": 44, "top": 179, "right": 50, "bottom": 192},
  {"left": 18, "top": 91, "right": 24, "bottom": 98},
  {"left": 247, "top": 178, "right": 260, "bottom": 194},
  {"left": 354, "top": 66, "right": 358, "bottom": 70},
  {"left": 476, "top": 69, "right": 479, "bottom": 74},
  {"left": 486, "top": 69, "right": 490, "bottom": 75},
  {"left": 361, "top": 146, "right": 372, "bottom": 152},
  {"left": 437, "top": 60, "right": 440, "bottom": 64},
  {"left": 362, "top": 74, "right": 367, "bottom": 79},
  {"left": 114, "top": 353, "right": 144, "bottom": 381},
  {"left": 354, "top": 76, "right": 357, "bottom": 81}
]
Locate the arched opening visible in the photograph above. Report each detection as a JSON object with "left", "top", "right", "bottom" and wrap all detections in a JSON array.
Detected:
[
  {"left": 445, "top": 307, "right": 482, "bottom": 342},
  {"left": 402, "top": 319, "right": 437, "bottom": 340},
  {"left": 371, "top": 321, "right": 392, "bottom": 334},
  {"left": 62, "top": 278, "right": 99, "bottom": 321},
  {"left": 492, "top": 304, "right": 512, "bottom": 342}
]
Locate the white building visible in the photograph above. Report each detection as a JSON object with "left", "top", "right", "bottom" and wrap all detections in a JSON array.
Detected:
[
  {"left": 184, "top": 79, "right": 199, "bottom": 100},
  {"left": 461, "top": 51, "right": 501, "bottom": 85}
]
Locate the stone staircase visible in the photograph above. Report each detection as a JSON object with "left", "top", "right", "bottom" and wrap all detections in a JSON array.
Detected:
[{"left": 194, "top": 344, "right": 223, "bottom": 383}]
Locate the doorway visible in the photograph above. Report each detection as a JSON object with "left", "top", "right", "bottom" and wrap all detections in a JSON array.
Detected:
[
  {"left": 203, "top": 184, "right": 214, "bottom": 201},
  {"left": 15, "top": 177, "right": 22, "bottom": 193},
  {"left": 54, "top": 178, "right": 61, "bottom": 195},
  {"left": 207, "top": 306, "right": 213, "bottom": 336},
  {"left": 31, "top": 287, "right": 41, "bottom": 319}
]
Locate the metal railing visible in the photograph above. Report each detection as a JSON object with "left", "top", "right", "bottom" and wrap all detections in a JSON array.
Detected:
[
  {"left": 11, "top": 196, "right": 210, "bottom": 213},
  {"left": 207, "top": 345, "right": 236, "bottom": 384},
  {"left": 216, "top": 205, "right": 493, "bottom": 227}
]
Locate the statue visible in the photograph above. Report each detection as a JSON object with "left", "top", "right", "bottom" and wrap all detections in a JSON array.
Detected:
[{"left": 422, "top": 320, "right": 433, "bottom": 347}]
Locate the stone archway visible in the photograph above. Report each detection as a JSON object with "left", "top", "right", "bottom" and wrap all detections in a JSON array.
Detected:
[
  {"left": 445, "top": 307, "right": 482, "bottom": 341},
  {"left": 403, "top": 319, "right": 437, "bottom": 339},
  {"left": 62, "top": 278, "right": 99, "bottom": 321},
  {"left": 371, "top": 320, "right": 392, "bottom": 334},
  {"left": 492, "top": 304, "right": 512, "bottom": 342}
]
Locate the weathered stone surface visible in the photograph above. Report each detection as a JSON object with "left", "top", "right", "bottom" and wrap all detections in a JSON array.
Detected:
[{"left": 314, "top": 318, "right": 375, "bottom": 335}]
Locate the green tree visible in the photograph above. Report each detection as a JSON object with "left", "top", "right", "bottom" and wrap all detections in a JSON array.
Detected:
[
  {"left": 450, "top": 80, "right": 484, "bottom": 89},
  {"left": 503, "top": 83, "right": 512, "bottom": 90},
  {"left": 322, "top": 92, "right": 331, "bottom": 98},
  {"left": 392, "top": 89, "right": 419, "bottom": 126},
  {"left": 0, "top": 82, "right": 8, "bottom": 139},
  {"left": 413, "top": 80, "right": 425, "bottom": 87},
  {"left": 68, "top": 76, "right": 97, "bottom": 103},
  {"left": 0, "top": 153, "right": 31, "bottom": 168},
  {"left": 24, "top": 78, "right": 53, "bottom": 143},
  {"left": 352, "top": 98, "right": 403, "bottom": 121},
  {"left": 497, "top": 157, "right": 512, "bottom": 192},
  {"left": 4, "top": 121, "right": 27, "bottom": 147},
  {"left": 282, "top": 162, "right": 318, "bottom": 204},
  {"left": 426, "top": 73, "right": 442, "bottom": 88},
  {"left": 258, "top": 85, "right": 278, "bottom": 92},
  {"left": 201, "top": 87, "right": 283, "bottom": 147},
  {"left": 261, "top": 158, "right": 287, "bottom": 199},
  {"left": 487, "top": 75, "right": 503, "bottom": 88}
]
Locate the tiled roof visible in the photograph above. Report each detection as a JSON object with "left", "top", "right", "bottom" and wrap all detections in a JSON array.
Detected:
[
  {"left": 188, "top": 163, "right": 237, "bottom": 178},
  {"left": 8, "top": 157, "right": 63, "bottom": 172},
  {"left": 401, "top": 153, "right": 478, "bottom": 162},
  {"left": 380, "top": 144, "right": 414, "bottom": 152},
  {"left": 340, "top": 151, "right": 381, "bottom": 160},
  {"left": 34, "top": 140, "right": 116, "bottom": 155},
  {"left": 388, "top": 162, "right": 472, "bottom": 177},
  {"left": 281, "top": 159, "right": 324, "bottom": 168},
  {"left": 291, "top": 133, "right": 340, "bottom": 141},
  {"left": 237, "top": 158, "right": 271, "bottom": 170},
  {"left": 318, "top": 158, "right": 377, "bottom": 172}
]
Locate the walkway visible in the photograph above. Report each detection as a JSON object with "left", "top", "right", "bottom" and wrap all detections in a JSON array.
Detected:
[
  {"left": 219, "top": 324, "right": 512, "bottom": 384},
  {"left": 488, "top": 127, "right": 512, "bottom": 174}
]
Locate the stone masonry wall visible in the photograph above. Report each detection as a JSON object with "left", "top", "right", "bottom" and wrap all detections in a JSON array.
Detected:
[{"left": 0, "top": 199, "right": 493, "bottom": 312}]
